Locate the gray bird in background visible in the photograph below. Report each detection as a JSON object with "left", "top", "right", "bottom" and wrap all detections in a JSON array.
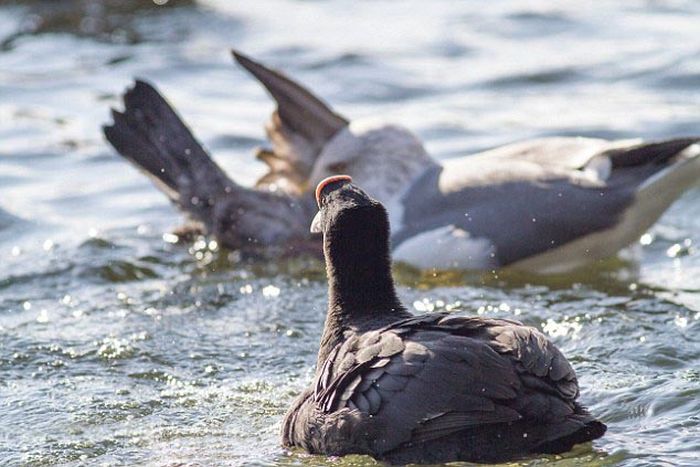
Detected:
[{"left": 103, "top": 50, "right": 700, "bottom": 273}]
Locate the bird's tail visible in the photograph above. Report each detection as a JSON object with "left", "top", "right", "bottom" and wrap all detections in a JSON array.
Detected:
[
  {"left": 604, "top": 137, "right": 700, "bottom": 170},
  {"left": 627, "top": 139, "right": 700, "bottom": 194},
  {"left": 603, "top": 138, "right": 700, "bottom": 237},
  {"left": 533, "top": 404, "right": 607, "bottom": 454},
  {"left": 103, "top": 80, "right": 238, "bottom": 225}
]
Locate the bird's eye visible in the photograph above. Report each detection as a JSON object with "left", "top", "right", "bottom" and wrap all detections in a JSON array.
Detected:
[{"left": 328, "top": 162, "right": 348, "bottom": 173}]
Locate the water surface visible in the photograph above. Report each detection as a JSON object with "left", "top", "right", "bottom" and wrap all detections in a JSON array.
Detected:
[{"left": 1, "top": 1, "right": 699, "bottom": 465}]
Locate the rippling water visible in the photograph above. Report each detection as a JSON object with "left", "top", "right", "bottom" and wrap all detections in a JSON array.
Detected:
[{"left": 1, "top": 1, "right": 699, "bottom": 465}]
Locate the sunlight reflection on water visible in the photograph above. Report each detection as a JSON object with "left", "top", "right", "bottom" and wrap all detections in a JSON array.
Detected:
[{"left": 1, "top": 1, "right": 699, "bottom": 466}]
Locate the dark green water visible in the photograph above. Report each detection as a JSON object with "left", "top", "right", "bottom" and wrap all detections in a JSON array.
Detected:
[{"left": 1, "top": 1, "right": 699, "bottom": 465}]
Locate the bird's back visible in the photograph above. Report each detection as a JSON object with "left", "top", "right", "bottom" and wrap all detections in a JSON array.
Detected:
[{"left": 285, "top": 313, "right": 605, "bottom": 464}]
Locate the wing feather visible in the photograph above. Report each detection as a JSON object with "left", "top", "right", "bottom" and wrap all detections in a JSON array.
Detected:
[
  {"left": 232, "top": 51, "right": 349, "bottom": 195},
  {"left": 313, "top": 313, "right": 583, "bottom": 454}
]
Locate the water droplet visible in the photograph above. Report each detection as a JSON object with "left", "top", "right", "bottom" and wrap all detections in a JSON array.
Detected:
[
  {"left": 36, "top": 309, "right": 49, "bottom": 323},
  {"left": 262, "top": 285, "right": 281, "bottom": 298},
  {"left": 674, "top": 315, "right": 688, "bottom": 328},
  {"left": 162, "top": 233, "right": 179, "bottom": 244},
  {"left": 666, "top": 243, "right": 691, "bottom": 258}
]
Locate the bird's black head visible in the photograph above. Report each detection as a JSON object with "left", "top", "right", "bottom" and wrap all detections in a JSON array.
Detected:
[
  {"left": 311, "top": 175, "right": 401, "bottom": 316},
  {"left": 311, "top": 175, "right": 387, "bottom": 237}
]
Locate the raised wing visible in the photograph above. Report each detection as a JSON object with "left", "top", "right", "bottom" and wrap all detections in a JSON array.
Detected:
[
  {"left": 233, "top": 50, "right": 348, "bottom": 195},
  {"left": 104, "top": 80, "right": 238, "bottom": 223}
]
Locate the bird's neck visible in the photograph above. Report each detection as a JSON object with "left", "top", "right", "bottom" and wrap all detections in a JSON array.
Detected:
[{"left": 315, "top": 226, "right": 408, "bottom": 367}]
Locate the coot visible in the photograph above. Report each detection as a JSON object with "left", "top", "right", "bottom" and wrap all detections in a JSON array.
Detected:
[{"left": 282, "top": 175, "right": 606, "bottom": 464}]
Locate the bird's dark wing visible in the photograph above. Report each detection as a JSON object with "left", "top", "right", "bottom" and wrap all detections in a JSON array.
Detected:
[
  {"left": 232, "top": 50, "right": 348, "bottom": 195},
  {"left": 315, "top": 313, "right": 580, "bottom": 454},
  {"left": 104, "top": 80, "right": 237, "bottom": 221}
]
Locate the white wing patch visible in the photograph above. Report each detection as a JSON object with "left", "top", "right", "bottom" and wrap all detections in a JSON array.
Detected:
[
  {"left": 582, "top": 155, "right": 612, "bottom": 182},
  {"left": 392, "top": 225, "right": 498, "bottom": 270}
]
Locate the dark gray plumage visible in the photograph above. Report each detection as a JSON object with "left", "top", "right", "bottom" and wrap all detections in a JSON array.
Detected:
[
  {"left": 103, "top": 80, "right": 315, "bottom": 254},
  {"left": 283, "top": 179, "right": 605, "bottom": 464}
]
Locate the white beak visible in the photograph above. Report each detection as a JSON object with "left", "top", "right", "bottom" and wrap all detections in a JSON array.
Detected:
[{"left": 310, "top": 210, "right": 323, "bottom": 234}]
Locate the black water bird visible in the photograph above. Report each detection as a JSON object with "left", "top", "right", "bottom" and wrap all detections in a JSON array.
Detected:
[{"left": 282, "top": 175, "right": 606, "bottom": 464}]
